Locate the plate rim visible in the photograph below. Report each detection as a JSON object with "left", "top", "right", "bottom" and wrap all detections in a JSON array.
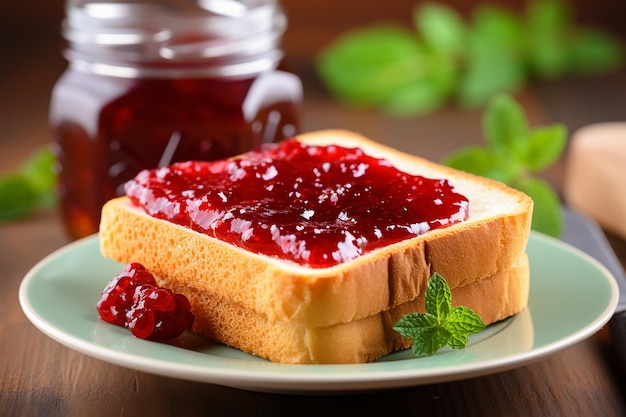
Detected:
[{"left": 18, "top": 232, "right": 619, "bottom": 393}]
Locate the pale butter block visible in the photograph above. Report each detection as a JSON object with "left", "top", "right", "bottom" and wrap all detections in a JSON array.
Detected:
[{"left": 564, "top": 122, "right": 626, "bottom": 239}]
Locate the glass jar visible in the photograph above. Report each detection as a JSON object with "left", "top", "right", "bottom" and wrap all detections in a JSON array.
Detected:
[{"left": 50, "top": 0, "right": 302, "bottom": 239}]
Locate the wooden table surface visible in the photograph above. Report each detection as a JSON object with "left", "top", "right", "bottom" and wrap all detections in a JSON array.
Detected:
[{"left": 2, "top": 2, "right": 626, "bottom": 416}]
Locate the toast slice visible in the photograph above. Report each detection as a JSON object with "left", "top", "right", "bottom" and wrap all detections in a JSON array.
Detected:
[
  {"left": 168, "top": 254, "right": 529, "bottom": 364},
  {"left": 100, "top": 130, "right": 533, "bottom": 329}
]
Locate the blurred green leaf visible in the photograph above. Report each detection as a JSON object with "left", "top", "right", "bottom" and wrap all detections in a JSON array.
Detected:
[
  {"left": 444, "top": 94, "right": 567, "bottom": 237},
  {"left": 520, "top": 124, "right": 567, "bottom": 171},
  {"left": 527, "top": 36, "right": 571, "bottom": 79},
  {"left": 0, "top": 146, "right": 58, "bottom": 221},
  {"left": 0, "top": 174, "right": 39, "bottom": 220},
  {"left": 458, "top": 40, "right": 525, "bottom": 108},
  {"left": 459, "top": 7, "right": 526, "bottom": 107},
  {"left": 569, "top": 29, "right": 623, "bottom": 74},
  {"left": 316, "top": 0, "right": 622, "bottom": 116},
  {"left": 316, "top": 25, "right": 428, "bottom": 106},
  {"left": 382, "top": 49, "right": 457, "bottom": 116},
  {"left": 442, "top": 146, "right": 521, "bottom": 184},
  {"left": 483, "top": 94, "right": 528, "bottom": 156},
  {"left": 526, "top": 0, "right": 574, "bottom": 78},
  {"left": 527, "top": 0, "right": 570, "bottom": 31},
  {"left": 515, "top": 176, "right": 563, "bottom": 237},
  {"left": 20, "top": 146, "right": 58, "bottom": 208},
  {"left": 382, "top": 78, "right": 448, "bottom": 117},
  {"left": 414, "top": 3, "right": 468, "bottom": 57},
  {"left": 472, "top": 5, "right": 526, "bottom": 47}
]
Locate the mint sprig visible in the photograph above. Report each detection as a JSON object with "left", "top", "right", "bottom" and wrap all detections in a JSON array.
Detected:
[
  {"left": 316, "top": 0, "right": 622, "bottom": 115},
  {"left": 0, "top": 146, "right": 57, "bottom": 220},
  {"left": 443, "top": 93, "right": 566, "bottom": 237},
  {"left": 393, "top": 273, "right": 485, "bottom": 357}
]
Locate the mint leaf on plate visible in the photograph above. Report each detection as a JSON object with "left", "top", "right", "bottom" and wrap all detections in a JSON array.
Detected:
[{"left": 393, "top": 273, "right": 485, "bottom": 357}]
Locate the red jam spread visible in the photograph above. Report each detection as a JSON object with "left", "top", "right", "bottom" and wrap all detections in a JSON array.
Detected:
[{"left": 125, "top": 139, "right": 469, "bottom": 268}]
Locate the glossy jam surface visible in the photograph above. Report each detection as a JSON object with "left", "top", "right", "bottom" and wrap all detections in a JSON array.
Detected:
[
  {"left": 96, "top": 263, "right": 194, "bottom": 341},
  {"left": 51, "top": 70, "right": 300, "bottom": 239},
  {"left": 126, "top": 140, "right": 469, "bottom": 268}
]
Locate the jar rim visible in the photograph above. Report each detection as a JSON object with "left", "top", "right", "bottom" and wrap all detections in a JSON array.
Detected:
[
  {"left": 63, "top": 0, "right": 286, "bottom": 76},
  {"left": 65, "top": 49, "right": 283, "bottom": 78}
]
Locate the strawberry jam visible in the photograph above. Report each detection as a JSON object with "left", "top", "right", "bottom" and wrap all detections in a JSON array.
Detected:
[{"left": 125, "top": 140, "right": 469, "bottom": 268}]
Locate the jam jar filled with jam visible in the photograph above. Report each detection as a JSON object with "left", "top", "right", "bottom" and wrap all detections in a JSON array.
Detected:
[{"left": 50, "top": 0, "right": 302, "bottom": 239}]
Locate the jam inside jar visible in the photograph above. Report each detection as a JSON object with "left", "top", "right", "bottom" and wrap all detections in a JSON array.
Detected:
[{"left": 50, "top": 0, "right": 301, "bottom": 239}]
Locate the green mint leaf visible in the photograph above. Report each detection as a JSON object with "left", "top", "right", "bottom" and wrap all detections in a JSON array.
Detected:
[
  {"left": 459, "top": 6, "right": 526, "bottom": 107},
  {"left": 444, "top": 94, "right": 566, "bottom": 237},
  {"left": 20, "top": 146, "right": 58, "bottom": 208},
  {"left": 515, "top": 176, "right": 563, "bottom": 237},
  {"left": 382, "top": 78, "right": 448, "bottom": 117},
  {"left": 525, "top": 0, "right": 571, "bottom": 78},
  {"left": 442, "top": 146, "right": 521, "bottom": 184},
  {"left": 458, "top": 42, "right": 524, "bottom": 108},
  {"left": 414, "top": 3, "right": 467, "bottom": 57},
  {"left": 425, "top": 272, "right": 451, "bottom": 320},
  {"left": 525, "top": 0, "right": 623, "bottom": 78},
  {"left": 410, "top": 326, "right": 451, "bottom": 357},
  {"left": 527, "top": 35, "right": 571, "bottom": 79},
  {"left": 316, "top": 25, "right": 426, "bottom": 106},
  {"left": 520, "top": 124, "right": 567, "bottom": 172},
  {"left": 569, "top": 29, "right": 623, "bottom": 74},
  {"left": 460, "top": 8, "right": 526, "bottom": 107},
  {"left": 444, "top": 306, "right": 487, "bottom": 349},
  {"left": 472, "top": 5, "right": 526, "bottom": 47},
  {"left": 21, "top": 147, "right": 56, "bottom": 190},
  {"left": 0, "top": 146, "right": 58, "bottom": 221},
  {"left": 526, "top": 0, "right": 570, "bottom": 32},
  {"left": 483, "top": 93, "right": 529, "bottom": 156},
  {"left": 393, "top": 312, "right": 438, "bottom": 340},
  {"left": 381, "top": 49, "right": 457, "bottom": 116},
  {"left": 394, "top": 315, "right": 451, "bottom": 357},
  {"left": 317, "top": 1, "right": 621, "bottom": 116},
  {"left": 393, "top": 274, "right": 485, "bottom": 357},
  {"left": 0, "top": 174, "right": 40, "bottom": 220}
]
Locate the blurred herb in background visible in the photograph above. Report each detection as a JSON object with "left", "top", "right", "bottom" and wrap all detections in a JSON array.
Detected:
[
  {"left": 316, "top": 0, "right": 623, "bottom": 116},
  {"left": 444, "top": 94, "right": 566, "bottom": 237},
  {"left": 0, "top": 147, "right": 57, "bottom": 221}
]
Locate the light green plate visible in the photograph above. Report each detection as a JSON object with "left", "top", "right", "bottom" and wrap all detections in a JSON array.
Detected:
[{"left": 19, "top": 232, "right": 618, "bottom": 394}]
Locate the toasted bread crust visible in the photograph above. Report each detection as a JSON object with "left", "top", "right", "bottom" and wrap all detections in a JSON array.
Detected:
[
  {"left": 100, "top": 130, "right": 532, "bottom": 328},
  {"left": 171, "top": 254, "right": 529, "bottom": 364}
]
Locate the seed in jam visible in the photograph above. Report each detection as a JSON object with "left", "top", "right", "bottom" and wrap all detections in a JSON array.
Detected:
[{"left": 125, "top": 139, "right": 469, "bottom": 268}]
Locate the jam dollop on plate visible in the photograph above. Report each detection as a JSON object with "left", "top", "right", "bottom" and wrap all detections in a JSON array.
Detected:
[{"left": 125, "top": 139, "right": 469, "bottom": 268}]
